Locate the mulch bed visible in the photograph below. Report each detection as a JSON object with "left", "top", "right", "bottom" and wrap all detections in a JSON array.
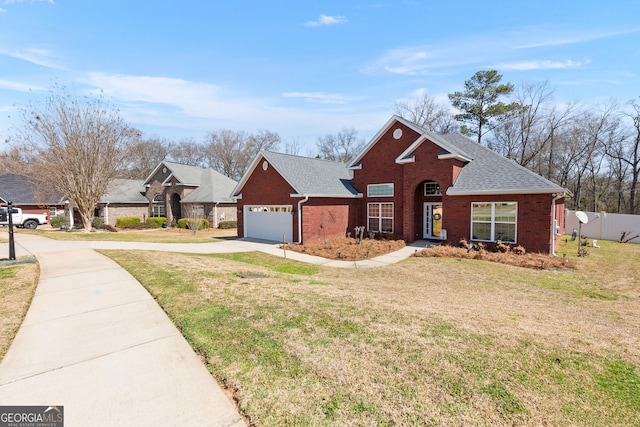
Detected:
[
  {"left": 282, "top": 237, "right": 406, "bottom": 261},
  {"left": 414, "top": 245, "right": 576, "bottom": 270}
]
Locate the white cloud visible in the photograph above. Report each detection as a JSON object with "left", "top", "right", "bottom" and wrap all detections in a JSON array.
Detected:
[
  {"left": 80, "top": 72, "right": 388, "bottom": 147},
  {"left": 282, "top": 91, "right": 352, "bottom": 104},
  {"left": 304, "top": 14, "right": 347, "bottom": 27},
  {"left": 366, "top": 26, "right": 637, "bottom": 76},
  {"left": 0, "top": 47, "right": 61, "bottom": 69},
  {"left": 5, "top": 0, "right": 54, "bottom": 4},
  {"left": 0, "top": 78, "right": 42, "bottom": 91},
  {"left": 86, "top": 72, "right": 224, "bottom": 117},
  {"left": 0, "top": 8, "right": 6, "bottom": 12},
  {"left": 495, "top": 59, "right": 589, "bottom": 71}
]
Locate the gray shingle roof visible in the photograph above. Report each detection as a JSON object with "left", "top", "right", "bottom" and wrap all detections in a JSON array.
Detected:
[
  {"left": 161, "top": 161, "right": 207, "bottom": 186},
  {"left": 99, "top": 179, "right": 148, "bottom": 203},
  {"left": 248, "top": 151, "right": 359, "bottom": 197},
  {"left": 182, "top": 168, "right": 238, "bottom": 203},
  {"left": 437, "top": 132, "right": 568, "bottom": 195},
  {"left": 0, "top": 174, "right": 65, "bottom": 205}
]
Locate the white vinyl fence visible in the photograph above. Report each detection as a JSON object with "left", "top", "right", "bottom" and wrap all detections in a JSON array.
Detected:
[{"left": 565, "top": 210, "right": 640, "bottom": 244}]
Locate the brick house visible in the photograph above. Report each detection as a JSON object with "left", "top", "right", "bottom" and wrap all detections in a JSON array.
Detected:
[
  {"left": 233, "top": 116, "right": 571, "bottom": 254},
  {"left": 94, "top": 179, "right": 149, "bottom": 226},
  {"left": 0, "top": 173, "right": 66, "bottom": 221},
  {"left": 143, "top": 161, "right": 238, "bottom": 227}
]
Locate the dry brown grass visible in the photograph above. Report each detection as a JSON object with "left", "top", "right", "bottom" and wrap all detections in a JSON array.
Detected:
[
  {"left": 414, "top": 244, "right": 576, "bottom": 270},
  {"left": 283, "top": 237, "right": 406, "bottom": 260},
  {"left": 105, "top": 237, "right": 640, "bottom": 426},
  {"left": 0, "top": 260, "right": 39, "bottom": 361}
]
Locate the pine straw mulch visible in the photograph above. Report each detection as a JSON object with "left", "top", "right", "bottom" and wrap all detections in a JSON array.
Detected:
[
  {"left": 284, "top": 237, "right": 575, "bottom": 270},
  {"left": 414, "top": 244, "right": 576, "bottom": 270},
  {"left": 283, "top": 237, "right": 406, "bottom": 261}
]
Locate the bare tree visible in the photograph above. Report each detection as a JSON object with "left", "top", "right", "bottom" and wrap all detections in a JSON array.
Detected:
[
  {"left": 316, "top": 127, "right": 365, "bottom": 163},
  {"left": 204, "top": 129, "right": 248, "bottom": 180},
  {"left": 247, "top": 129, "right": 280, "bottom": 153},
  {"left": 394, "top": 90, "right": 457, "bottom": 134},
  {"left": 283, "top": 137, "right": 302, "bottom": 155},
  {"left": 120, "top": 136, "right": 168, "bottom": 179},
  {"left": 0, "top": 145, "right": 29, "bottom": 175},
  {"left": 167, "top": 138, "right": 207, "bottom": 167},
  {"left": 490, "top": 81, "right": 577, "bottom": 173},
  {"left": 605, "top": 133, "right": 631, "bottom": 212},
  {"left": 200, "top": 129, "right": 281, "bottom": 180},
  {"left": 13, "top": 87, "right": 139, "bottom": 231},
  {"left": 607, "top": 100, "right": 640, "bottom": 214}
]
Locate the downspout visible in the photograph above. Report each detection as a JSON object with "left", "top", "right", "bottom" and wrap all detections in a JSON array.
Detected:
[
  {"left": 551, "top": 193, "right": 564, "bottom": 256},
  {"left": 297, "top": 196, "right": 309, "bottom": 244}
]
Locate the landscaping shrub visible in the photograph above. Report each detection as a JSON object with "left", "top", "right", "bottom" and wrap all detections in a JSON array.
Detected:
[
  {"left": 92, "top": 217, "right": 103, "bottom": 228},
  {"left": 146, "top": 217, "right": 166, "bottom": 228},
  {"left": 177, "top": 218, "right": 210, "bottom": 230},
  {"left": 414, "top": 245, "right": 569, "bottom": 270},
  {"left": 50, "top": 215, "right": 66, "bottom": 229},
  {"left": 97, "top": 223, "right": 118, "bottom": 232},
  {"left": 218, "top": 220, "right": 237, "bottom": 229},
  {"left": 115, "top": 216, "right": 141, "bottom": 228}
]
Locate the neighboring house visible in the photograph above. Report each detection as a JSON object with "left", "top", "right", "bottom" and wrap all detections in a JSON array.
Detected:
[
  {"left": 143, "top": 161, "right": 238, "bottom": 227},
  {"left": 0, "top": 173, "right": 66, "bottom": 221},
  {"left": 94, "top": 179, "right": 149, "bottom": 226},
  {"left": 233, "top": 116, "right": 571, "bottom": 254}
]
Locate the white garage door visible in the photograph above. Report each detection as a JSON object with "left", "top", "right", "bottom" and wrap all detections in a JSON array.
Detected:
[{"left": 244, "top": 205, "right": 293, "bottom": 242}]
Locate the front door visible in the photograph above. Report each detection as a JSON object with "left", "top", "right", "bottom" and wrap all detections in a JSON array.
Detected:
[{"left": 423, "top": 203, "right": 443, "bottom": 239}]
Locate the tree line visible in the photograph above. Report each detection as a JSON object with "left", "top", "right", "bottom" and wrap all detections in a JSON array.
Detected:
[{"left": 395, "top": 70, "right": 640, "bottom": 215}]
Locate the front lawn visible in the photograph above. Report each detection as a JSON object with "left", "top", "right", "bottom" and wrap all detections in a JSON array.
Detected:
[
  {"left": 15, "top": 226, "right": 237, "bottom": 243},
  {"left": 104, "top": 237, "right": 640, "bottom": 426},
  {"left": 0, "top": 259, "right": 39, "bottom": 361}
]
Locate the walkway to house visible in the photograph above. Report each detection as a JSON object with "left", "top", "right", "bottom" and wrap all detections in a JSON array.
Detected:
[{"left": 0, "top": 232, "right": 429, "bottom": 426}]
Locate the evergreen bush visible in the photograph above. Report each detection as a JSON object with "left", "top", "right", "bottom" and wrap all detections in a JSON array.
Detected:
[{"left": 115, "top": 216, "right": 141, "bottom": 228}]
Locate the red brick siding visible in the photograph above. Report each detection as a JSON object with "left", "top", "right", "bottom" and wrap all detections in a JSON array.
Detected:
[
  {"left": 353, "top": 122, "right": 421, "bottom": 240},
  {"left": 554, "top": 198, "right": 566, "bottom": 249},
  {"left": 354, "top": 123, "right": 464, "bottom": 241},
  {"left": 444, "top": 193, "right": 556, "bottom": 254},
  {"left": 400, "top": 138, "right": 465, "bottom": 241},
  {"left": 301, "top": 199, "right": 360, "bottom": 244},
  {"left": 237, "top": 157, "right": 301, "bottom": 239}
]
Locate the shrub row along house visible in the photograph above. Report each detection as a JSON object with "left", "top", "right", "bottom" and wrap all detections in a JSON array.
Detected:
[{"left": 233, "top": 116, "right": 570, "bottom": 254}]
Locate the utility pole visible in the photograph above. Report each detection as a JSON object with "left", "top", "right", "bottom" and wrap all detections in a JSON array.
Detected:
[{"left": 8, "top": 201, "right": 16, "bottom": 260}]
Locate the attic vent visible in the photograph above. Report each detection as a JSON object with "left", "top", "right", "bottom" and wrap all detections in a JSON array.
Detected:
[
  {"left": 262, "top": 161, "right": 269, "bottom": 171},
  {"left": 393, "top": 128, "right": 403, "bottom": 139}
]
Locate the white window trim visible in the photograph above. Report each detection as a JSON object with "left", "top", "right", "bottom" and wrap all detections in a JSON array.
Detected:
[
  {"left": 247, "top": 205, "right": 293, "bottom": 213},
  {"left": 470, "top": 202, "right": 517, "bottom": 243},
  {"left": 367, "top": 183, "right": 394, "bottom": 197},
  {"left": 367, "top": 202, "right": 394, "bottom": 233},
  {"left": 424, "top": 181, "right": 442, "bottom": 196}
]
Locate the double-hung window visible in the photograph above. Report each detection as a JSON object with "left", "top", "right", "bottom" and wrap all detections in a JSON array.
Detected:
[
  {"left": 471, "top": 202, "right": 517, "bottom": 243},
  {"left": 368, "top": 202, "right": 394, "bottom": 233}
]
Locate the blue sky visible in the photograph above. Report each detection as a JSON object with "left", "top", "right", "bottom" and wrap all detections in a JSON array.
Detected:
[{"left": 1, "top": 0, "right": 639, "bottom": 153}]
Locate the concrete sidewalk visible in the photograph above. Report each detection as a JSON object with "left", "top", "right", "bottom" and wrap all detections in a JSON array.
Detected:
[
  {"left": 0, "top": 232, "right": 426, "bottom": 426},
  {"left": 0, "top": 234, "right": 246, "bottom": 427}
]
